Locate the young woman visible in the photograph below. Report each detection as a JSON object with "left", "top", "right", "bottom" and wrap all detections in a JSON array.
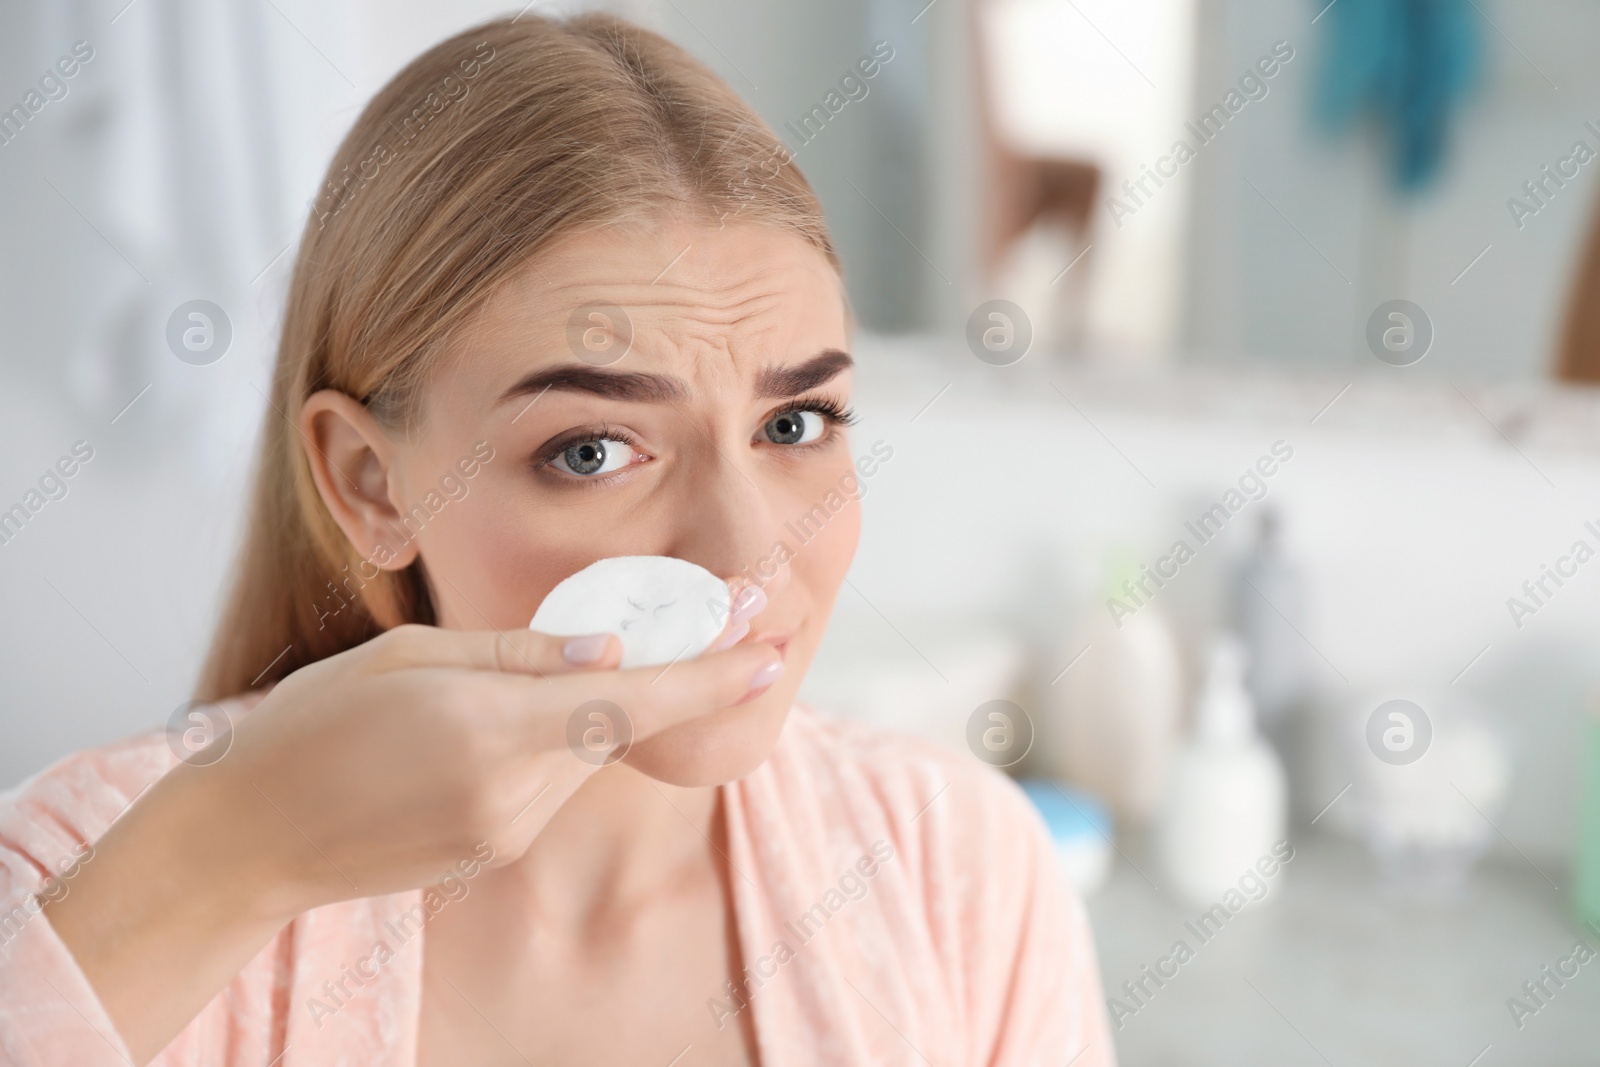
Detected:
[{"left": 0, "top": 13, "right": 1112, "bottom": 1066}]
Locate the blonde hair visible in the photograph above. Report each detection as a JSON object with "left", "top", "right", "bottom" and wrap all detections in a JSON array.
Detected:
[{"left": 196, "top": 12, "right": 838, "bottom": 700}]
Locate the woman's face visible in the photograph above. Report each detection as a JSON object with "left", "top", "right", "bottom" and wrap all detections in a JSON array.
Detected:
[{"left": 371, "top": 218, "right": 858, "bottom": 786}]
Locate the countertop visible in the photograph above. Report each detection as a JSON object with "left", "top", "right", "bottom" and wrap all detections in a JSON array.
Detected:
[{"left": 1084, "top": 831, "right": 1600, "bottom": 1066}]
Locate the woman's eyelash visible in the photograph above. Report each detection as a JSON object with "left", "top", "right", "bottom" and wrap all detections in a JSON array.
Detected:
[
  {"left": 535, "top": 423, "right": 637, "bottom": 467},
  {"left": 785, "top": 395, "right": 858, "bottom": 426}
]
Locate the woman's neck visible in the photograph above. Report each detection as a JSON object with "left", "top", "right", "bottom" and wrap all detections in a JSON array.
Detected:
[
  {"left": 415, "top": 764, "right": 755, "bottom": 1065},
  {"left": 491, "top": 764, "right": 722, "bottom": 929}
]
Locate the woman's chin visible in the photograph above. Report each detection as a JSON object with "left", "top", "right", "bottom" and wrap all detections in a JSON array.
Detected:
[{"left": 622, "top": 682, "right": 795, "bottom": 787}]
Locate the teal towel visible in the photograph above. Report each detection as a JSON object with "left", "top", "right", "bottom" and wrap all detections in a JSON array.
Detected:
[{"left": 1315, "top": 0, "right": 1482, "bottom": 189}]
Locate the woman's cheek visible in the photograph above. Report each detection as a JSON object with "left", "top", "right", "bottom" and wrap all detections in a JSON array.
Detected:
[
  {"left": 423, "top": 488, "right": 560, "bottom": 630},
  {"left": 798, "top": 489, "right": 859, "bottom": 608}
]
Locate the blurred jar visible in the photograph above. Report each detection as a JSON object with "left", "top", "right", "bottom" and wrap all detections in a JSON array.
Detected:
[
  {"left": 1039, "top": 559, "right": 1183, "bottom": 825},
  {"left": 1352, "top": 689, "right": 1509, "bottom": 897}
]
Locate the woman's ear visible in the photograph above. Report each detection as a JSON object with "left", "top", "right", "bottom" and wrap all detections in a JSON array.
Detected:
[{"left": 299, "top": 390, "right": 419, "bottom": 570}]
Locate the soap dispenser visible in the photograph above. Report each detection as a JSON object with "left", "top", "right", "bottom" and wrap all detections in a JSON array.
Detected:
[{"left": 1155, "top": 634, "right": 1288, "bottom": 908}]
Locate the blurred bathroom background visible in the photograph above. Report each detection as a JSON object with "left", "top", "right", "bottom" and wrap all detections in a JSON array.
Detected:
[{"left": 6, "top": 0, "right": 1600, "bottom": 1063}]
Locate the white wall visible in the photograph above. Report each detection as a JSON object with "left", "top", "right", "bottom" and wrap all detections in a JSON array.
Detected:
[
  {"left": 1182, "top": 0, "right": 1600, "bottom": 379},
  {"left": 809, "top": 339, "right": 1600, "bottom": 864}
]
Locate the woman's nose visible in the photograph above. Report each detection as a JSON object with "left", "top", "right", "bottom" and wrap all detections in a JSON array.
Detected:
[{"left": 665, "top": 459, "right": 791, "bottom": 601}]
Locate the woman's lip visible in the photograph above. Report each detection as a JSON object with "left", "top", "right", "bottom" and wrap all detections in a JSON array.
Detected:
[
  {"left": 716, "top": 627, "right": 791, "bottom": 656},
  {"left": 750, "top": 632, "right": 792, "bottom": 655}
]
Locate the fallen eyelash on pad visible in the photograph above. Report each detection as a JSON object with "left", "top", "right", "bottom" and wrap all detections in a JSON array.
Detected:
[{"left": 529, "top": 555, "right": 731, "bottom": 668}]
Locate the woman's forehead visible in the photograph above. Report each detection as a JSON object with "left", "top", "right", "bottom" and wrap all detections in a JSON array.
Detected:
[
  {"left": 449, "top": 221, "right": 847, "bottom": 393},
  {"left": 432, "top": 220, "right": 844, "bottom": 412}
]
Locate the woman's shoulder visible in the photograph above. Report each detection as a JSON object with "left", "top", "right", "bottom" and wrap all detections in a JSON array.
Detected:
[
  {"left": 779, "top": 702, "right": 1040, "bottom": 811},
  {"left": 727, "top": 705, "right": 1108, "bottom": 1063},
  {"left": 0, "top": 694, "right": 262, "bottom": 878},
  {"left": 744, "top": 703, "right": 1052, "bottom": 881}
]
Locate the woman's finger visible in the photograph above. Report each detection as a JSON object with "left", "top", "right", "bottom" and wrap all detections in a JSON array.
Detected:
[
  {"left": 503, "top": 639, "right": 785, "bottom": 750},
  {"left": 620, "top": 639, "right": 784, "bottom": 740},
  {"left": 710, "top": 581, "right": 766, "bottom": 651},
  {"left": 359, "top": 623, "right": 622, "bottom": 678}
]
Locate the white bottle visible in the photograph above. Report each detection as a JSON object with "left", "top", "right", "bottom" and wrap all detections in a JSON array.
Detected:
[
  {"left": 1156, "top": 635, "right": 1288, "bottom": 908},
  {"left": 1042, "top": 567, "right": 1183, "bottom": 826},
  {"left": 1235, "top": 509, "right": 1310, "bottom": 725}
]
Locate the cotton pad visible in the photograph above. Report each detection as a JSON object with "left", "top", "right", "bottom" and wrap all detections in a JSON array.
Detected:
[{"left": 529, "top": 555, "right": 730, "bottom": 668}]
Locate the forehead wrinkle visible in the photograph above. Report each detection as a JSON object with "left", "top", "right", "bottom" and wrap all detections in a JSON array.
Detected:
[
  {"left": 560, "top": 284, "right": 797, "bottom": 380},
  {"left": 547, "top": 278, "right": 794, "bottom": 330},
  {"left": 452, "top": 230, "right": 843, "bottom": 408}
]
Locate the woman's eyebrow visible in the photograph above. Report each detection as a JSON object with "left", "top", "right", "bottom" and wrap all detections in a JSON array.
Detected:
[
  {"left": 497, "top": 365, "right": 690, "bottom": 405},
  {"left": 496, "top": 349, "right": 852, "bottom": 406},
  {"left": 754, "top": 349, "right": 853, "bottom": 398}
]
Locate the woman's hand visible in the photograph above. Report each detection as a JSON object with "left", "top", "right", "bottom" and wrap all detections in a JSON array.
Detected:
[
  {"left": 209, "top": 623, "right": 780, "bottom": 908},
  {"left": 42, "top": 624, "right": 782, "bottom": 1064}
]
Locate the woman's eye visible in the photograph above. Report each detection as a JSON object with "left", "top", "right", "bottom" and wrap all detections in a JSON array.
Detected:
[
  {"left": 550, "top": 438, "right": 635, "bottom": 476},
  {"left": 763, "top": 410, "right": 826, "bottom": 445}
]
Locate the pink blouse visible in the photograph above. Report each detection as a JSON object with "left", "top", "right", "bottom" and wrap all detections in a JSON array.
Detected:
[{"left": 0, "top": 701, "right": 1115, "bottom": 1066}]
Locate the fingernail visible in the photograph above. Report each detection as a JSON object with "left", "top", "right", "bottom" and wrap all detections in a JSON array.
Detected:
[
  {"left": 562, "top": 634, "right": 611, "bottom": 665},
  {"left": 713, "top": 619, "right": 750, "bottom": 651},
  {"left": 729, "top": 584, "right": 767, "bottom": 624},
  {"left": 739, "top": 658, "right": 784, "bottom": 703}
]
